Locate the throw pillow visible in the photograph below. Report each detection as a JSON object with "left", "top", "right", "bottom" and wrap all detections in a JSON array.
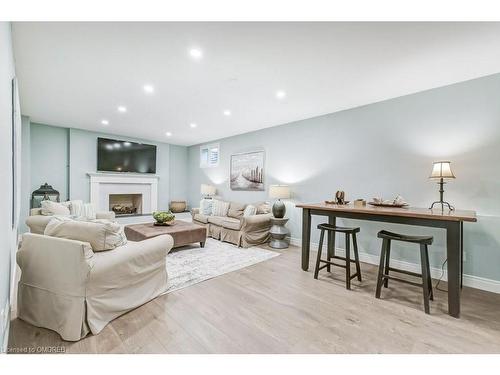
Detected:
[
  {"left": 81, "top": 203, "right": 97, "bottom": 220},
  {"left": 255, "top": 201, "right": 271, "bottom": 214},
  {"left": 40, "top": 200, "right": 71, "bottom": 216},
  {"left": 69, "top": 199, "right": 84, "bottom": 217},
  {"left": 44, "top": 216, "right": 127, "bottom": 252},
  {"left": 243, "top": 204, "right": 257, "bottom": 217},
  {"left": 200, "top": 199, "right": 214, "bottom": 215},
  {"left": 212, "top": 199, "right": 230, "bottom": 217},
  {"left": 227, "top": 201, "right": 246, "bottom": 219}
]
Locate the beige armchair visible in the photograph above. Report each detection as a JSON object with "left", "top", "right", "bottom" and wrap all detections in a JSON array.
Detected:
[{"left": 17, "top": 232, "right": 173, "bottom": 341}]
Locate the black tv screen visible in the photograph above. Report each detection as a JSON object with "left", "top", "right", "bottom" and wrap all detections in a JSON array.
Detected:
[{"left": 97, "top": 137, "right": 157, "bottom": 173}]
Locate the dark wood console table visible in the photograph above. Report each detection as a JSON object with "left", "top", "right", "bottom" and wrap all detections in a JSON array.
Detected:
[{"left": 296, "top": 202, "right": 477, "bottom": 318}]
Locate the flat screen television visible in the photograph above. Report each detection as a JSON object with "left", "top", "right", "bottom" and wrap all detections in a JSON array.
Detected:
[{"left": 97, "top": 137, "right": 157, "bottom": 173}]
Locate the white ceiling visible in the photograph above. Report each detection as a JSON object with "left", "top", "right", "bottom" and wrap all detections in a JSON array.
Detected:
[{"left": 12, "top": 22, "right": 500, "bottom": 146}]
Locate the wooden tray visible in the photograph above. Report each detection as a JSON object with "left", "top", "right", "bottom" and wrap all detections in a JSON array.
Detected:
[{"left": 368, "top": 202, "right": 409, "bottom": 208}]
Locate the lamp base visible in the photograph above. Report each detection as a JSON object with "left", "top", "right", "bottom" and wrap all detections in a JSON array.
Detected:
[
  {"left": 272, "top": 200, "right": 286, "bottom": 218},
  {"left": 429, "top": 200, "right": 455, "bottom": 211}
]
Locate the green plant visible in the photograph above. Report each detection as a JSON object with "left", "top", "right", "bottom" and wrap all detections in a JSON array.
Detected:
[{"left": 152, "top": 211, "right": 175, "bottom": 223}]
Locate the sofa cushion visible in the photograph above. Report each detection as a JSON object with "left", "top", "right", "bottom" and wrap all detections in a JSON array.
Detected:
[
  {"left": 222, "top": 217, "right": 242, "bottom": 230},
  {"left": 207, "top": 216, "right": 225, "bottom": 226},
  {"left": 44, "top": 216, "right": 127, "bottom": 252},
  {"left": 200, "top": 199, "right": 214, "bottom": 215},
  {"left": 69, "top": 200, "right": 84, "bottom": 217},
  {"left": 212, "top": 200, "right": 230, "bottom": 217},
  {"left": 81, "top": 203, "right": 97, "bottom": 220},
  {"left": 243, "top": 204, "right": 257, "bottom": 217},
  {"left": 193, "top": 213, "right": 209, "bottom": 224},
  {"left": 227, "top": 202, "right": 246, "bottom": 219},
  {"left": 40, "top": 200, "right": 70, "bottom": 216}
]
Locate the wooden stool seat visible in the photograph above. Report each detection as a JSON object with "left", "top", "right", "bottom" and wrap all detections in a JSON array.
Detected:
[
  {"left": 314, "top": 223, "right": 362, "bottom": 289},
  {"left": 317, "top": 223, "right": 360, "bottom": 234},
  {"left": 375, "top": 230, "right": 434, "bottom": 314},
  {"left": 377, "top": 230, "right": 433, "bottom": 245}
]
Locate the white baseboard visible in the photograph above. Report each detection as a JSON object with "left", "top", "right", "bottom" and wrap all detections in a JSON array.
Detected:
[{"left": 289, "top": 237, "right": 500, "bottom": 294}]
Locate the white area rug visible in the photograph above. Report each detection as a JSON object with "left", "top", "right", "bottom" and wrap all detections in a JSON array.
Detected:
[{"left": 165, "top": 238, "right": 280, "bottom": 293}]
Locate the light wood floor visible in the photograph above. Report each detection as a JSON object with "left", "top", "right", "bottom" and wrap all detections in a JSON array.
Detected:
[{"left": 8, "top": 244, "right": 500, "bottom": 353}]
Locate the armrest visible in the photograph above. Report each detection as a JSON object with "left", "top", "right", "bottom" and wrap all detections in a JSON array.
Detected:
[
  {"left": 241, "top": 213, "right": 272, "bottom": 231},
  {"left": 17, "top": 233, "right": 94, "bottom": 296},
  {"left": 191, "top": 208, "right": 200, "bottom": 217},
  {"left": 30, "top": 208, "right": 42, "bottom": 216},
  {"left": 96, "top": 211, "right": 116, "bottom": 220}
]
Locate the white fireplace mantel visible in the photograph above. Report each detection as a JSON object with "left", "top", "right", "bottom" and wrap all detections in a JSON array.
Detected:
[{"left": 88, "top": 172, "right": 159, "bottom": 213}]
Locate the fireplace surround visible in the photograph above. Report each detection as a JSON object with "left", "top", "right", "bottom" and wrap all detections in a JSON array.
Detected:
[{"left": 88, "top": 172, "right": 159, "bottom": 216}]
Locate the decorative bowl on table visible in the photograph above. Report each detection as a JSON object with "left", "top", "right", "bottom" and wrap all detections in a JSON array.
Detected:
[
  {"left": 368, "top": 195, "right": 409, "bottom": 208},
  {"left": 152, "top": 211, "right": 175, "bottom": 226}
]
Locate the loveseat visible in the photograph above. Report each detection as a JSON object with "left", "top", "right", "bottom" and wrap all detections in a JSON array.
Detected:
[{"left": 192, "top": 200, "right": 272, "bottom": 248}]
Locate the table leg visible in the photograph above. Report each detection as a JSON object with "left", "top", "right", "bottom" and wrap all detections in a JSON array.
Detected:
[
  {"left": 446, "top": 221, "right": 461, "bottom": 318},
  {"left": 302, "top": 208, "right": 311, "bottom": 271},
  {"left": 328, "top": 215, "right": 336, "bottom": 259},
  {"left": 460, "top": 221, "right": 464, "bottom": 288}
]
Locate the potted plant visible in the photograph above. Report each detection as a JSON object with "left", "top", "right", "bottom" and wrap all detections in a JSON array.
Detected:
[{"left": 152, "top": 211, "right": 175, "bottom": 226}]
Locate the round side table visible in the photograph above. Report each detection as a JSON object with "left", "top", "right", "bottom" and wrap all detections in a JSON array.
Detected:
[{"left": 269, "top": 217, "right": 290, "bottom": 249}]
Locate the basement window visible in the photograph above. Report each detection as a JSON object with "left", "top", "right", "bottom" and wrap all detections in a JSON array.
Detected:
[{"left": 200, "top": 143, "right": 220, "bottom": 168}]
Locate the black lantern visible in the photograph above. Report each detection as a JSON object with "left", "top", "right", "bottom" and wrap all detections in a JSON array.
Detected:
[{"left": 31, "top": 183, "right": 60, "bottom": 209}]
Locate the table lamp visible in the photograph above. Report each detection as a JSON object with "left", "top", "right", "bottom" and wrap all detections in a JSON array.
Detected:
[
  {"left": 269, "top": 185, "right": 291, "bottom": 218},
  {"left": 429, "top": 161, "right": 455, "bottom": 210},
  {"left": 201, "top": 184, "right": 216, "bottom": 199}
]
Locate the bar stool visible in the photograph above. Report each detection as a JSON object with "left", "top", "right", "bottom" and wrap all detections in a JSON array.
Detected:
[
  {"left": 375, "top": 230, "right": 434, "bottom": 314},
  {"left": 314, "top": 223, "right": 362, "bottom": 289}
]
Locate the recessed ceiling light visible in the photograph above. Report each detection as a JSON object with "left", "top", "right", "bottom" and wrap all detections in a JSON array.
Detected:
[
  {"left": 143, "top": 84, "right": 154, "bottom": 94},
  {"left": 123, "top": 141, "right": 131, "bottom": 147},
  {"left": 113, "top": 142, "right": 121, "bottom": 149},
  {"left": 276, "top": 90, "right": 286, "bottom": 99},
  {"left": 189, "top": 48, "right": 203, "bottom": 59},
  {"left": 165, "top": 131, "right": 172, "bottom": 137},
  {"left": 223, "top": 110, "right": 231, "bottom": 116},
  {"left": 117, "top": 106, "right": 127, "bottom": 113},
  {"left": 190, "top": 123, "right": 197, "bottom": 128},
  {"left": 101, "top": 119, "right": 109, "bottom": 126}
]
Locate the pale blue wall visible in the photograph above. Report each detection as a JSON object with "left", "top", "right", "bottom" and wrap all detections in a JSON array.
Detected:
[
  {"left": 24, "top": 124, "right": 187, "bottom": 219},
  {"left": 169, "top": 145, "right": 189, "bottom": 205},
  {"left": 187, "top": 73, "right": 500, "bottom": 282},
  {"left": 30, "top": 123, "right": 69, "bottom": 201}
]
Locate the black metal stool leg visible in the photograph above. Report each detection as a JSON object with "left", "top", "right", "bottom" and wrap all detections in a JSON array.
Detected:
[
  {"left": 420, "top": 244, "right": 431, "bottom": 314},
  {"left": 375, "top": 238, "right": 388, "bottom": 298},
  {"left": 314, "top": 229, "right": 325, "bottom": 279},
  {"left": 383, "top": 239, "right": 391, "bottom": 288},
  {"left": 326, "top": 230, "right": 332, "bottom": 273},
  {"left": 345, "top": 233, "right": 351, "bottom": 289},
  {"left": 352, "top": 232, "right": 362, "bottom": 281},
  {"left": 424, "top": 244, "right": 434, "bottom": 301}
]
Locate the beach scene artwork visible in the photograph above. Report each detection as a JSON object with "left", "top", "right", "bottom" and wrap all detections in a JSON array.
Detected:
[{"left": 230, "top": 151, "right": 264, "bottom": 191}]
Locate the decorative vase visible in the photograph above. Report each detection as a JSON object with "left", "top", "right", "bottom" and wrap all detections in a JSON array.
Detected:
[{"left": 169, "top": 201, "right": 187, "bottom": 213}]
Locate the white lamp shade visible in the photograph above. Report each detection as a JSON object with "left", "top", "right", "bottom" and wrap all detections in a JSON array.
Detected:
[
  {"left": 430, "top": 161, "right": 455, "bottom": 179},
  {"left": 201, "top": 184, "right": 216, "bottom": 196},
  {"left": 269, "top": 185, "right": 291, "bottom": 199}
]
